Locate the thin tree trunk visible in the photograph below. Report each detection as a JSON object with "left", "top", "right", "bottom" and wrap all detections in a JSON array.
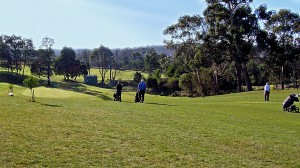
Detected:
[
  {"left": 242, "top": 62, "right": 252, "bottom": 91},
  {"left": 22, "top": 58, "right": 27, "bottom": 76},
  {"left": 31, "top": 89, "right": 35, "bottom": 102},
  {"left": 235, "top": 62, "right": 243, "bottom": 92},
  {"left": 33, "top": 89, "right": 35, "bottom": 102},
  {"left": 47, "top": 62, "right": 51, "bottom": 85},
  {"left": 281, "top": 66, "right": 284, "bottom": 90},
  {"left": 214, "top": 71, "right": 219, "bottom": 94}
]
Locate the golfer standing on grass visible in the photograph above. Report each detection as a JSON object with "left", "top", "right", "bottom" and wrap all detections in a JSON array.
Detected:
[
  {"left": 138, "top": 79, "right": 146, "bottom": 103},
  {"left": 116, "top": 81, "right": 123, "bottom": 102},
  {"left": 264, "top": 82, "right": 270, "bottom": 101}
]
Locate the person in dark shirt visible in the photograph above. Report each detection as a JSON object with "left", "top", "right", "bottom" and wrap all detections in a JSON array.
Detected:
[{"left": 116, "top": 81, "right": 123, "bottom": 102}]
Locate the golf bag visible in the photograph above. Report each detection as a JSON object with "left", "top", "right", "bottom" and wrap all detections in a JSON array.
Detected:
[
  {"left": 134, "top": 90, "right": 140, "bottom": 103},
  {"left": 113, "top": 92, "right": 117, "bottom": 101},
  {"left": 282, "top": 94, "right": 299, "bottom": 112},
  {"left": 113, "top": 91, "right": 121, "bottom": 101}
]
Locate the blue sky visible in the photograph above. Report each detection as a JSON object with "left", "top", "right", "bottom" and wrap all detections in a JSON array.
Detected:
[{"left": 0, "top": 0, "right": 299, "bottom": 49}]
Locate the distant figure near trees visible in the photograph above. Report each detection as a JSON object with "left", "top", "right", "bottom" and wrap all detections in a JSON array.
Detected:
[
  {"left": 138, "top": 79, "right": 146, "bottom": 103},
  {"left": 264, "top": 82, "right": 270, "bottom": 101},
  {"left": 116, "top": 81, "right": 123, "bottom": 102}
]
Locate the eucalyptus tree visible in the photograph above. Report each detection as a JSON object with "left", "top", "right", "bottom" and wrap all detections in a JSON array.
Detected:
[
  {"left": 204, "top": 0, "right": 259, "bottom": 92},
  {"left": 91, "top": 45, "right": 113, "bottom": 84},
  {"left": 30, "top": 49, "right": 45, "bottom": 77},
  {"left": 201, "top": 35, "right": 230, "bottom": 94},
  {"left": 164, "top": 15, "right": 207, "bottom": 67},
  {"left": 0, "top": 36, "right": 11, "bottom": 70},
  {"left": 130, "top": 52, "right": 144, "bottom": 71},
  {"left": 80, "top": 49, "right": 92, "bottom": 75},
  {"left": 2, "top": 35, "right": 25, "bottom": 73},
  {"left": 263, "top": 9, "right": 300, "bottom": 89},
  {"left": 54, "top": 47, "right": 81, "bottom": 80},
  {"left": 22, "top": 38, "right": 35, "bottom": 76},
  {"left": 40, "top": 37, "right": 55, "bottom": 85},
  {"left": 144, "top": 49, "right": 161, "bottom": 74},
  {"left": 164, "top": 15, "right": 208, "bottom": 95},
  {"left": 120, "top": 48, "right": 132, "bottom": 70}
]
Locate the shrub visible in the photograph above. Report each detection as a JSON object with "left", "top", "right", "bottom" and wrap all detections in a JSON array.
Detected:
[
  {"left": 133, "top": 72, "right": 142, "bottom": 84},
  {"left": 23, "top": 76, "right": 39, "bottom": 102},
  {"left": 147, "top": 75, "right": 158, "bottom": 88},
  {"left": 167, "top": 78, "right": 180, "bottom": 92},
  {"left": 179, "top": 73, "right": 193, "bottom": 94}
]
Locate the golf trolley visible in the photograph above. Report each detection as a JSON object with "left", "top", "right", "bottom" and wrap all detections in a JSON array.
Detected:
[{"left": 282, "top": 94, "right": 299, "bottom": 112}]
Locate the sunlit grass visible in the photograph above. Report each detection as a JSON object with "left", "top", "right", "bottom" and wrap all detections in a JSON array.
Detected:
[{"left": 1, "top": 80, "right": 300, "bottom": 167}]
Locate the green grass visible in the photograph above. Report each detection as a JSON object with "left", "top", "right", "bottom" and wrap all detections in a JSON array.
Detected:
[
  {"left": 1, "top": 81, "right": 300, "bottom": 167},
  {"left": 87, "top": 68, "right": 148, "bottom": 82}
]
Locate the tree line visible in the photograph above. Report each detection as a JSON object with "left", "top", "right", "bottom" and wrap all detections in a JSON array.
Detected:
[
  {"left": 162, "top": 0, "right": 300, "bottom": 96},
  {"left": 0, "top": 35, "right": 169, "bottom": 87}
]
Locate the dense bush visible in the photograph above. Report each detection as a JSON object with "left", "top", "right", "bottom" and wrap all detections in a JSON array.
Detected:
[
  {"left": 179, "top": 73, "right": 193, "bottom": 94},
  {"left": 147, "top": 75, "right": 158, "bottom": 88},
  {"left": 133, "top": 72, "right": 142, "bottom": 84}
]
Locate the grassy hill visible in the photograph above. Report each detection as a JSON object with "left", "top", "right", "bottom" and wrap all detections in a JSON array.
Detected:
[{"left": 0, "top": 79, "right": 300, "bottom": 167}]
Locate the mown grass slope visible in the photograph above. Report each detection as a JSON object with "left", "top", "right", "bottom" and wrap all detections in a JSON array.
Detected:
[{"left": 0, "top": 81, "right": 300, "bottom": 167}]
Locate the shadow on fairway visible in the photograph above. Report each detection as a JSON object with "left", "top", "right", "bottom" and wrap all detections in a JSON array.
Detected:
[
  {"left": 40, "top": 103, "right": 63, "bottom": 107},
  {"left": 34, "top": 101, "right": 63, "bottom": 107},
  {"left": 144, "top": 102, "right": 178, "bottom": 106},
  {"left": 44, "top": 80, "right": 113, "bottom": 101},
  {"left": 116, "top": 100, "right": 178, "bottom": 106},
  {"left": 0, "top": 71, "right": 28, "bottom": 85}
]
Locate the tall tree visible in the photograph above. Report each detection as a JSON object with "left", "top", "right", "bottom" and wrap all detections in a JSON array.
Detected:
[
  {"left": 2, "top": 35, "right": 25, "bottom": 73},
  {"left": 22, "top": 38, "right": 35, "bottom": 76},
  {"left": 164, "top": 15, "right": 207, "bottom": 66},
  {"left": 54, "top": 47, "right": 81, "bottom": 80},
  {"left": 144, "top": 49, "right": 161, "bottom": 74},
  {"left": 130, "top": 52, "right": 144, "bottom": 71},
  {"left": 204, "top": 0, "right": 258, "bottom": 92},
  {"left": 264, "top": 9, "right": 300, "bottom": 89},
  {"left": 80, "top": 49, "right": 92, "bottom": 75},
  {"left": 201, "top": 35, "right": 230, "bottom": 94},
  {"left": 164, "top": 14, "right": 210, "bottom": 95},
  {"left": 0, "top": 36, "right": 11, "bottom": 71},
  {"left": 40, "top": 37, "right": 55, "bottom": 85},
  {"left": 91, "top": 45, "right": 113, "bottom": 84}
]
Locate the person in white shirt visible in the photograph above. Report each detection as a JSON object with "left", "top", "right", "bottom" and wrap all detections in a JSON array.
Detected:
[{"left": 264, "top": 82, "right": 270, "bottom": 101}]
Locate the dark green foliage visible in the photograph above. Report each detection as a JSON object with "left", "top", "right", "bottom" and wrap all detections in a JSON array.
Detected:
[
  {"left": 147, "top": 75, "right": 158, "bottom": 89},
  {"left": 91, "top": 45, "right": 113, "bottom": 84},
  {"left": 263, "top": 9, "right": 300, "bottom": 89},
  {"left": 133, "top": 72, "right": 142, "bottom": 84},
  {"left": 54, "top": 47, "right": 85, "bottom": 80},
  {"left": 179, "top": 73, "right": 193, "bottom": 94},
  {"left": 23, "top": 76, "right": 39, "bottom": 101},
  {"left": 23, "top": 76, "right": 39, "bottom": 89},
  {"left": 166, "top": 78, "right": 180, "bottom": 92},
  {"left": 153, "top": 69, "right": 161, "bottom": 82},
  {"left": 144, "top": 49, "right": 161, "bottom": 74},
  {"left": 80, "top": 64, "right": 88, "bottom": 76}
]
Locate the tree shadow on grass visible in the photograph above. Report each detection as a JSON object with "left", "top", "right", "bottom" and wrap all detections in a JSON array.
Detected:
[
  {"left": 0, "top": 71, "right": 28, "bottom": 85},
  {"left": 121, "top": 100, "right": 178, "bottom": 106},
  {"left": 144, "top": 102, "right": 178, "bottom": 106},
  {"left": 43, "top": 79, "right": 113, "bottom": 101},
  {"left": 39, "top": 102, "right": 63, "bottom": 107}
]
